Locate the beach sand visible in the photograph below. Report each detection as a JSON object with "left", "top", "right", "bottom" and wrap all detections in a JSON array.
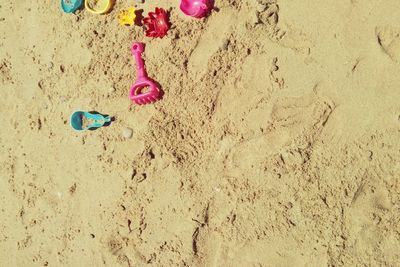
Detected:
[{"left": 1, "top": 0, "right": 399, "bottom": 266}]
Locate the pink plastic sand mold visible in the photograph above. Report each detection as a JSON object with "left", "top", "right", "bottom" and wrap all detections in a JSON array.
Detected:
[
  {"left": 143, "top": 8, "right": 170, "bottom": 38},
  {"left": 129, "top": 42, "right": 161, "bottom": 105},
  {"left": 180, "top": 0, "right": 213, "bottom": 18}
]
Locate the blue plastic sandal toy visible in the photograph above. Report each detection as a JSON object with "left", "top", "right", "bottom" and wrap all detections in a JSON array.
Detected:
[
  {"left": 70, "top": 111, "right": 111, "bottom": 132},
  {"left": 61, "top": 0, "right": 83, "bottom": 13}
]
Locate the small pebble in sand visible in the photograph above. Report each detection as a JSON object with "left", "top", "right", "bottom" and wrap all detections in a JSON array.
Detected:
[
  {"left": 135, "top": 0, "right": 144, "bottom": 3},
  {"left": 122, "top": 128, "right": 133, "bottom": 139},
  {"left": 109, "top": 87, "right": 116, "bottom": 93},
  {"left": 48, "top": 62, "right": 54, "bottom": 69}
]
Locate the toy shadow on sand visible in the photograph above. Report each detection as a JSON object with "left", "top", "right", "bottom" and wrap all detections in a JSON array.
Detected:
[{"left": 135, "top": 9, "right": 145, "bottom": 26}]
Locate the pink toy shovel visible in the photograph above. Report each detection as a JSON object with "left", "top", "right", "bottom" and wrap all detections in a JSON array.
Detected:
[{"left": 130, "top": 42, "right": 161, "bottom": 105}]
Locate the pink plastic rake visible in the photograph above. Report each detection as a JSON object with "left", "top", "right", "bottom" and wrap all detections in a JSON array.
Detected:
[{"left": 129, "top": 42, "right": 161, "bottom": 105}]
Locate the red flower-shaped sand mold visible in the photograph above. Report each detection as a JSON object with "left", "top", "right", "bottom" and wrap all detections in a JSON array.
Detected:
[{"left": 143, "top": 8, "right": 170, "bottom": 38}]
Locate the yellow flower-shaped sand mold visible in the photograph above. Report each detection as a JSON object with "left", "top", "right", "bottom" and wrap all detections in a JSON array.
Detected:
[{"left": 118, "top": 7, "right": 137, "bottom": 26}]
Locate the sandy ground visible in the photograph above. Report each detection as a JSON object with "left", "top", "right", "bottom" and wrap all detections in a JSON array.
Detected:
[{"left": 1, "top": 0, "right": 400, "bottom": 266}]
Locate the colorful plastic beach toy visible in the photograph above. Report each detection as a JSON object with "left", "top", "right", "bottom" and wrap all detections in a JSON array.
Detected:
[
  {"left": 61, "top": 0, "right": 83, "bottom": 13},
  {"left": 70, "top": 111, "right": 111, "bottom": 132},
  {"left": 180, "top": 0, "right": 213, "bottom": 18},
  {"left": 85, "top": 0, "right": 113, "bottom": 14},
  {"left": 118, "top": 7, "right": 137, "bottom": 26},
  {"left": 129, "top": 42, "right": 161, "bottom": 105},
  {"left": 143, "top": 8, "right": 170, "bottom": 38}
]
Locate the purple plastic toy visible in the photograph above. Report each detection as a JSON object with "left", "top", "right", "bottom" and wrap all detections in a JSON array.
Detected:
[
  {"left": 180, "top": 0, "right": 213, "bottom": 18},
  {"left": 129, "top": 42, "right": 161, "bottom": 105}
]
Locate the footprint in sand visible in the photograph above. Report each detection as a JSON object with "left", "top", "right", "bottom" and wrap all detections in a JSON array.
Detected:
[
  {"left": 346, "top": 176, "right": 392, "bottom": 256},
  {"left": 213, "top": 53, "right": 275, "bottom": 122},
  {"left": 188, "top": 8, "right": 236, "bottom": 80},
  {"left": 376, "top": 26, "right": 400, "bottom": 62},
  {"left": 225, "top": 92, "right": 333, "bottom": 176}
]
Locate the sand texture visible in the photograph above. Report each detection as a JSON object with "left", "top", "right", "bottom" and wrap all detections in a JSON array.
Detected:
[{"left": 1, "top": 0, "right": 400, "bottom": 266}]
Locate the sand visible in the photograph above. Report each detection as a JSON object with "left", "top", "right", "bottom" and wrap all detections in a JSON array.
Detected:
[{"left": 0, "top": 0, "right": 399, "bottom": 266}]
